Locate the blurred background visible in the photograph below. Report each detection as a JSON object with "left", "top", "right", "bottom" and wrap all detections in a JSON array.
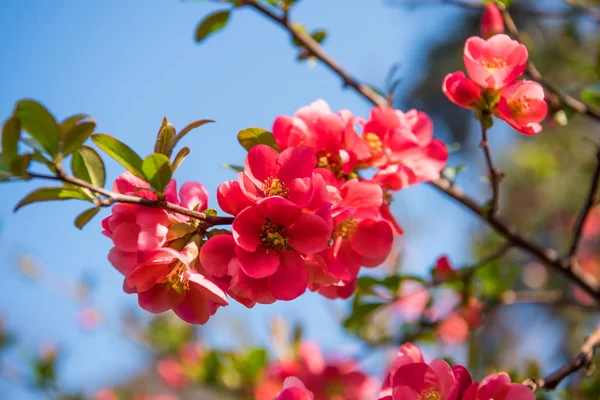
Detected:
[{"left": 1, "top": 0, "right": 599, "bottom": 398}]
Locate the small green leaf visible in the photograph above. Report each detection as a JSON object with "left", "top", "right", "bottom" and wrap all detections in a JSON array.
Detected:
[
  {"left": 10, "top": 154, "right": 32, "bottom": 178},
  {"left": 61, "top": 121, "right": 96, "bottom": 156},
  {"left": 142, "top": 153, "right": 172, "bottom": 192},
  {"left": 59, "top": 114, "right": 92, "bottom": 140},
  {"left": 581, "top": 84, "right": 600, "bottom": 108},
  {"left": 71, "top": 146, "right": 106, "bottom": 188},
  {"left": 154, "top": 117, "right": 177, "bottom": 156},
  {"left": 195, "top": 10, "right": 230, "bottom": 43},
  {"left": 205, "top": 229, "right": 230, "bottom": 239},
  {"left": 311, "top": 29, "right": 327, "bottom": 44},
  {"left": 237, "top": 127, "right": 279, "bottom": 152},
  {"left": 241, "top": 348, "right": 267, "bottom": 382},
  {"left": 14, "top": 187, "right": 90, "bottom": 211},
  {"left": 167, "top": 222, "right": 197, "bottom": 241},
  {"left": 91, "top": 134, "right": 144, "bottom": 179},
  {"left": 2, "top": 117, "right": 21, "bottom": 169},
  {"left": 221, "top": 163, "right": 244, "bottom": 172},
  {"left": 291, "top": 23, "right": 309, "bottom": 47},
  {"left": 13, "top": 100, "right": 60, "bottom": 156},
  {"left": 74, "top": 207, "right": 100, "bottom": 229},
  {"left": 172, "top": 119, "right": 214, "bottom": 147},
  {"left": 204, "top": 208, "right": 217, "bottom": 216},
  {"left": 172, "top": 147, "right": 190, "bottom": 172}
]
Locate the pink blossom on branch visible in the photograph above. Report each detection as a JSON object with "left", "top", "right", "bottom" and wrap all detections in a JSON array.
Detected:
[
  {"left": 480, "top": 2, "right": 505, "bottom": 39},
  {"left": 442, "top": 71, "right": 483, "bottom": 110},
  {"left": 463, "top": 34, "right": 528, "bottom": 90},
  {"left": 462, "top": 373, "right": 536, "bottom": 400},
  {"left": 495, "top": 80, "right": 548, "bottom": 135}
]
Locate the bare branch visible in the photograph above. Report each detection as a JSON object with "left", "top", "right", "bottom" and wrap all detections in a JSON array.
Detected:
[
  {"left": 479, "top": 122, "right": 502, "bottom": 215},
  {"left": 524, "top": 325, "right": 600, "bottom": 391}
]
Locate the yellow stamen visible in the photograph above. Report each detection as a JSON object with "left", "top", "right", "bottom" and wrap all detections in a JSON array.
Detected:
[
  {"left": 260, "top": 220, "right": 288, "bottom": 251},
  {"left": 481, "top": 57, "right": 507, "bottom": 72},
  {"left": 508, "top": 95, "right": 531, "bottom": 116},
  {"left": 419, "top": 387, "right": 441, "bottom": 400},
  {"left": 263, "top": 177, "right": 288, "bottom": 198},
  {"left": 364, "top": 132, "right": 383, "bottom": 156},
  {"left": 316, "top": 150, "right": 343, "bottom": 176},
  {"left": 334, "top": 219, "right": 357, "bottom": 239},
  {"left": 164, "top": 261, "right": 189, "bottom": 294}
]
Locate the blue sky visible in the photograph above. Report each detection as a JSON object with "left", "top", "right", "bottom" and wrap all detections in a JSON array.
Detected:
[{"left": 0, "top": 1, "right": 492, "bottom": 397}]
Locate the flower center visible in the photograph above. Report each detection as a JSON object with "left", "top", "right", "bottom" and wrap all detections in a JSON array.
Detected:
[
  {"left": 508, "top": 96, "right": 531, "bottom": 116},
  {"left": 481, "top": 57, "right": 507, "bottom": 72},
  {"left": 364, "top": 132, "right": 383, "bottom": 156},
  {"left": 164, "top": 261, "right": 189, "bottom": 294},
  {"left": 317, "top": 150, "right": 343, "bottom": 176},
  {"left": 419, "top": 387, "right": 441, "bottom": 400},
  {"left": 263, "top": 177, "right": 288, "bottom": 198},
  {"left": 334, "top": 219, "right": 357, "bottom": 239},
  {"left": 260, "top": 220, "right": 288, "bottom": 251}
]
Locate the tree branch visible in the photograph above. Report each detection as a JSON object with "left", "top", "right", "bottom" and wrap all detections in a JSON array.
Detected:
[
  {"left": 479, "top": 121, "right": 502, "bottom": 215},
  {"left": 500, "top": 6, "right": 600, "bottom": 122},
  {"left": 524, "top": 325, "right": 600, "bottom": 391},
  {"left": 27, "top": 170, "right": 235, "bottom": 226},
  {"left": 243, "top": 0, "right": 600, "bottom": 303},
  {"left": 569, "top": 147, "right": 600, "bottom": 258}
]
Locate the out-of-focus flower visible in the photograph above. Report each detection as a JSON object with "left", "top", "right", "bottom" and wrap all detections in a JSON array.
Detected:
[
  {"left": 480, "top": 2, "right": 505, "bottom": 39},
  {"left": 463, "top": 373, "right": 535, "bottom": 400},
  {"left": 274, "top": 377, "right": 315, "bottom": 400}
]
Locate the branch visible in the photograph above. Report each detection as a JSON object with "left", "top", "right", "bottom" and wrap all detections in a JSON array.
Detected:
[
  {"left": 243, "top": 0, "right": 600, "bottom": 303},
  {"left": 500, "top": 6, "right": 600, "bottom": 122},
  {"left": 524, "top": 325, "right": 600, "bottom": 391},
  {"left": 479, "top": 121, "right": 502, "bottom": 215},
  {"left": 569, "top": 147, "right": 600, "bottom": 258},
  {"left": 27, "top": 169, "right": 234, "bottom": 226}
]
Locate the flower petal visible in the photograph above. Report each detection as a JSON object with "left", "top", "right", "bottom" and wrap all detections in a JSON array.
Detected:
[
  {"left": 236, "top": 245, "right": 280, "bottom": 279},
  {"left": 268, "top": 250, "right": 308, "bottom": 300},
  {"left": 287, "top": 213, "right": 331, "bottom": 254}
]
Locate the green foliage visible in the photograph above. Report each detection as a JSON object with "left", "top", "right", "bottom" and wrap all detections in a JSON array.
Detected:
[
  {"left": 1, "top": 116, "right": 21, "bottom": 172},
  {"left": 91, "top": 134, "right": 144, "bottom": 180},
  {"left": 581, "top": 83, "right": 600, "bottom": 108},
  {"left": 173, "top": 119, "right": 214, "bottom": 148},
  {"left": 167, "top": 222, "right": 198, "bottom": 241},
  {"left": 71, "top": 146, "right": 106, "bottom": 188},
  {"left": 195, "top": 10, "right": 231, "bottom": 43},
  {"left": 145, "top": 315, "right": 194, "bottom": 354},
  {"left": 142, "top": 153, "right": 172, "bottom": 192},
  {"left": 14, "top": 187, "right": 91, "bottom": 211},
  {"left": 172, "top": 146, "right": 190, "bottom": 172},
  {"left": 221, "top": 163, "right": 244, "bottom": 172},
  {"left": 74, "top": 207, "right": 100, "bottom": 229},
  {"left": 58, "top": 114, "right": 92, "bottom": 140},
  {"left": 311, "top": 29, "right": 327, "bottom": 44},
  {"left": 237, "top": 127, "right": 279, "bottom": 152},
  {"left": 238, "top": 348, "right": 267, "bottom": 384},
  {"left": 13, "top": 99, "right": 60, "bottom": 156},
  {"left": 154, "top": 117, "right": 177, "bottom": 156}
]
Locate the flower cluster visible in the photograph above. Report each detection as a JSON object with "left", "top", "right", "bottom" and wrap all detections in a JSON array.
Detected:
[
  {"left": 200, "top": 100, "right": 447, "bottom": 306},
  {"left": 443, "top": 32, "right": 548, "bottom": 135},
  {"left": 256, "top": 341, "right": 378, "bottom": 400},
  {"left": 102, "top": 172, "right": 228, "bottom": 324}
]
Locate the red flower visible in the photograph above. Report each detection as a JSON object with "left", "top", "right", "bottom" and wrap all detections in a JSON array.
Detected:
[
  {"left": 480, "top": 3, "right": 504, "bottom": 39},
  {"left": 495, "top": 80, "right": 547, "bottom": 135},
  {"left": 274, "top": 377, "right": 315, "bottom": 400},
  {"left": 442, "top": 71, "right": 483, "bottom": 110},
  {"left": 463, "top": 34, "right": 528, "bottom": 90},
  {"left": 463, "top": 373, "right": 535, "bottom": 400}
]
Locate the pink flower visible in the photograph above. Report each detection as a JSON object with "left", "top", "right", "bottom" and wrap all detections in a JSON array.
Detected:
[
  {"left": 463, "top": 373, "right": 535, "bottom": 400},
  {"left": 164, "top": 180, "right": 210, "bottom": 222},
  {"left": 95, "top": 390, "right": 118, "bottom": 400},
  {"left": 463, "top": 34, "right": 528, "bottom": 90},
  {"left": 442, "top": 71, "right": 483, "bottom": 110},
  {"left": 240, "top": 144, "right": 319, "bottom": 208},
  {"left": 274, "top": 377, "right": 315, "bottom": 400},
  {"left": 363, "top": 106, "right": 448, "bottom": 190},
  {"left": 435, "top": 256, "right": 457, "bottom": 280},
  {"left": 255, "top": 341, "right": 378, "bottom": 400},
  {"left": 78, "top": 307, "right": 102, "bottom": 331},
  {"left": 480, "top": 3, "right": 504, "bottom": 39},
  {"left": 495, "top": 80, "right": 547, "bottom": 135},
  {"left": 157, "top": 358, "right": 188, "bottom": 388},
  {"left": 392, "top": 282, "right": 430, "bottom": 323},
  {"left": 126, "top": 247, "right": 228, "bottom": 324},
  {"left": 272, "top": 100, "right": 367, "bottom": 176}
]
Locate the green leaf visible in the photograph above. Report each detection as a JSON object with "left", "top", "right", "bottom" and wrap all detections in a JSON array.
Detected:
[
  {"left": 71, "top": 146, "right": 106, "bottom": 188},
  {"left": 581, "top": 84, "right": 600, "bottom": 108},
  {"left": 237, "top": 127, "right": 279, "bottom": 152},
  {"left": 154, "top": 117, "right": 177, "bottom": 156},
  {"left": 2, "top": 117, "right": 21, "bottom": 169},
  {"left": 13, "top": 100, "right": 60, "bottom": 156},
  {"left": 61, "top": 121, "right": 96, "bottom": 156},
  {"left": 14, "top": 187, "right": 91, "bottom": 211},
  {"left": 74, "top": 207, "right": 100, "bottom": 229},
  {"left": 59, "top": 114, "right": 92, "bottom": 140},
  {"left": 221, "top": 163, "right": 244, "bottom": 172},
  {"left": 10, "top": 154, "right": 32, "bottom": 178},
  {"left": 195, "top": 10, "right": 230, "bottom": 43},
  {"left": 172, "top": 146, "right": 190, "bottom": 172},
  {"left": 241, "top": 348, "right": 267, "bottom": 382},
  {"left": 204, "top": 208, "right": 217, "bottom": 216},
  {"left": 311, "top": 29, "right": 327, "bottom": 44},
  {"left": 291, "top": 23, "right": 309, "bottom": 47},
  {"left": 172, "top": 119, "right": 214, "bottom": 148},
  {"left": 142, "top": 153, "right": 172, "bottom": 192},
  {"left": 167, "top": 222, "right": 197, "bottom": 241},
  {"left": 91, "top": 134, "right": 144, "bottom": 179}
]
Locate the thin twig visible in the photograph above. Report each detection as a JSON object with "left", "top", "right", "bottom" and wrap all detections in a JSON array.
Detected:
[
  {"left": 27, "top": 171, "right": 234, "bottom": 226},
  {"left": 569, "top": 147, "right": 600, "bottom": 258},
  {"left": 479, "top": 121, "right": 502, "bottom": 215},
  {"left": 524, "top": 325, "right": 600, "bottom": 391},
  {"left": 243, "top": 0, "right": 600, "bottom": 303},
  {"left": 498, "top": 290, "right": 598, "bottom": 312},
  {"left": 500, "top": 6, "right": 600, "bottom": 122}
]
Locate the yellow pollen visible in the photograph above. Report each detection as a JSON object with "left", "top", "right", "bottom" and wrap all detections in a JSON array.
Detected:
[
  {"left": 263, "top": 177, "right": 288, "bottom": 198},
  {"left": 364, "top": 132, "right": 383, "bottom": 155},
  {"left": 164, "top": 261, "right": 189, "bottom": 294},
  {"left": 481, "top": 57, "right": 507, "bottom": 72},
  {"left": 334, "top": 219, "right": 357, "bottom": 239},
  {"left": 508, "top": 96, "right": 531, "bottom": 116},
  {"left": 316, "top": 150, "right": 343, "bottom": 176},
  {"left": 418, "top": 387, "right": 441, "bottom": 400},
  {"left": 260, "top": 220, "right": 288, "bottom": 251}
]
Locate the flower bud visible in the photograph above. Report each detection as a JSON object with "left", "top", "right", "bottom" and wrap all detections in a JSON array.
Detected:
[{"left": 481, "top": 2, "right": 504, "bottom": 39}]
